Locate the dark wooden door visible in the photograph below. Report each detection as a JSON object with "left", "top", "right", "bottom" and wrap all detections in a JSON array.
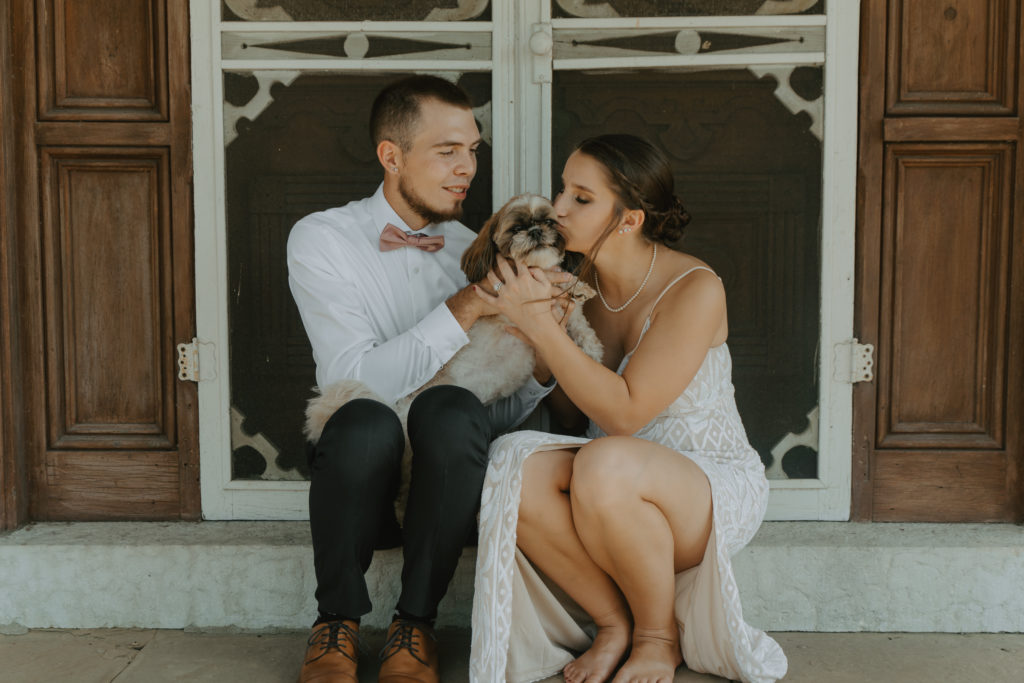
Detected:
[
  {"left": 1, "top": 0, "right": 198, "bottom": 523},
  {"left": 854, "top": 0, "right": 1024, "bottom": 521}
]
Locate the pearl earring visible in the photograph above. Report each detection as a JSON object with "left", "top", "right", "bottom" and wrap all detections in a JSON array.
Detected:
[{"left": 618, "top": 227, "right": 632, "bottom": 235}]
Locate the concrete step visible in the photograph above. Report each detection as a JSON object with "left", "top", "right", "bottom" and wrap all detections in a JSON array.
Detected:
[
  {"left": 1, "top": 521, "right": 1022, "bottom": 632},
  {"left": 2, "top": 629, "right": 1023, "bottom": 683}
]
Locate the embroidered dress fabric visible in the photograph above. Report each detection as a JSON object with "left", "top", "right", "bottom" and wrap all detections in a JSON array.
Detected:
[{"left": 469, "top": 269, "right": 788, "bottom": 683}]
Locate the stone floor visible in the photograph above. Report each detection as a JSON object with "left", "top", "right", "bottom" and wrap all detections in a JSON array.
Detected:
[{"left": 0, "top": 628, "right": 1022, "bottom": 682}]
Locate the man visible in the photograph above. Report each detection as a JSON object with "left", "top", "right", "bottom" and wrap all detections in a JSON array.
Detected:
[{"left": 288, "top": 75, "right": 556, "bottom": 682}]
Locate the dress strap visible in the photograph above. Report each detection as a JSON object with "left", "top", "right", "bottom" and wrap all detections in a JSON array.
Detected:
[
  {"left": 648, "top": 265, "right": 719, "bottom": 312},
  {"left": 624, "top": 266, "right": 719, "bottom": 358}
]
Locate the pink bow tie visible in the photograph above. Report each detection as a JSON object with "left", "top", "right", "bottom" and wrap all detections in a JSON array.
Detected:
[{"left": 379, "top": 223, "right": 445, "bottom": 252}]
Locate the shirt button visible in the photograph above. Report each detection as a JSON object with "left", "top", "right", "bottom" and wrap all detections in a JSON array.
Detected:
[{"left": 412, "top": 267, "right": 421, "bottom": 274}]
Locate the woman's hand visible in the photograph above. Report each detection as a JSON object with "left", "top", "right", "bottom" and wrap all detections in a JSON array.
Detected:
[{"left": 474, "top": 255, "right": 572, "bottom": 339}]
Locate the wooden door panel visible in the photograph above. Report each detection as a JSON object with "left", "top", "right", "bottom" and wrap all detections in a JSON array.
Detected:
[
  {"left": 40, "top": 149, "right": 176, "bottom": 451},
  {"left": 887, "top": 0, "right": 1018, "bottom": 114},
  {"left": 0, "top": 0, "right": 196, "bottom": 522},
  {"left": 44, "top": 451, "right": 181, "bottom": 520},
  {"left": 873, "top": 451, "right": 1010, "bottom": 521},
  {"left": 877, "top": 144, "right": 1010, "bottom": 450},
  {"left": 856, "top": 0, "right": 1023, "bottom": 521},
  {"left": 37, "top": 0, "right": 167, "bottom": 119}
]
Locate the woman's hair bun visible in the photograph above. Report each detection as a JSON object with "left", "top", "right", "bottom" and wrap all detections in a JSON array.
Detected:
[{"left": 645, "top": 195, "right": 690, "bottom": 245}]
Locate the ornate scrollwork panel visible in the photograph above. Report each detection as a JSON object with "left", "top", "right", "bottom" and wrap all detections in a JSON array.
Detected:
[
  {"left": 223, "top": 0, "right": 491, "bottom": 22},
  {"left": 554, "top": 0, "right": 824, "bottom": 19},
  {"left": 222, "top": 30, "right": 491, "bottom": 62},
  {"left": 553, "top": 26, "right": 823, "bottom": 60}
]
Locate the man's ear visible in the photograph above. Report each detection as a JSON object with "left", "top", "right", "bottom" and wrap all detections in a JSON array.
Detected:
[{"left": 377, "top": 140, "right": 402, "bottom": 174}]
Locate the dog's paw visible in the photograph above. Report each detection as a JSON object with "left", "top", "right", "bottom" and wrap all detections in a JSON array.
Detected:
[{"left": 568, "top": 278, "right": 597, "bottom": 303}]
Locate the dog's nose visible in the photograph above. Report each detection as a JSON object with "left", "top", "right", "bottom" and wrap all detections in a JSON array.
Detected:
[{"left": 528, "top": 227, "right": 544, "bottom": 238}]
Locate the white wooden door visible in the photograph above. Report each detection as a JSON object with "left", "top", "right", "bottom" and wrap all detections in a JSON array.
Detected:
[{"left": 190, "top": 0, "right": 858, "bottom": 520}]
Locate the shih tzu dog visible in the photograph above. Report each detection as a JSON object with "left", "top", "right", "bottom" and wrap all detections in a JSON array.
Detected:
[{"left": 303, "top": 193, "right": 603, "bottom": 517}]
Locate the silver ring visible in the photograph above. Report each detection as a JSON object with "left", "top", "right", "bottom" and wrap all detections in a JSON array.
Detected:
[{"left": 493, "top": 281, "right": 503, "bottom": 294}]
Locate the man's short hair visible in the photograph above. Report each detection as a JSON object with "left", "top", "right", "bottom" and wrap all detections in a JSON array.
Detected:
[{"left": 370, "top": 75, "right": 474, "bottom": 151}]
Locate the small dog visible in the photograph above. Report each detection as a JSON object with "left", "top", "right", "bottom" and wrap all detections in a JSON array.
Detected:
[{"left": 304, "top": 194, "right": 603, "bottom": 517}]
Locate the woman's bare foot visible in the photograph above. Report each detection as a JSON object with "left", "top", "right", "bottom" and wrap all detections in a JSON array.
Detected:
[
  {"left": 610, "top": 629, "right": 683, "bottom": 683},
  {"left": 563, "top": 614, "right": 632, "bottom": 683}
]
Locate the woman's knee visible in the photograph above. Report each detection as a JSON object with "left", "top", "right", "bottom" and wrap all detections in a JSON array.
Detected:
[{"left": 571, "top": 437, "right": 639, "bottom": 506}]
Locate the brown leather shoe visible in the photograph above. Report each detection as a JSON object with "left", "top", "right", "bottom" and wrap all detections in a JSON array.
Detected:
[
  {"left": 298, "top": 619, "right": 360, "bottom": 683},
  {"left": 377, "top": 618, "right": 440, "bottom": 683}
]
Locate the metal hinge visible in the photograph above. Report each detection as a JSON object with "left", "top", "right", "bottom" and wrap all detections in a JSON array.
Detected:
[
  {"left": 176, "top": 338, "right": 216, "bottom": 382},
  {"left": 833, "top": 339, "right": 875, "bottom": 383}
]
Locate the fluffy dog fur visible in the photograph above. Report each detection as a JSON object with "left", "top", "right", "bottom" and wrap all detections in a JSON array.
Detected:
[{"left": 304, "top": 194, "right": 603, "bottom": 518}]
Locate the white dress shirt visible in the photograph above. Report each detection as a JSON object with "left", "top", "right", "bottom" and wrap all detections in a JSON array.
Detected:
[{"left": 287, "top": 184, "right": 552, "bottom": 433}]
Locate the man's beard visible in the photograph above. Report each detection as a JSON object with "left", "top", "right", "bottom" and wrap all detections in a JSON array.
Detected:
[{"left": 399, "top": 176, "right": 464, "bottom": 226}]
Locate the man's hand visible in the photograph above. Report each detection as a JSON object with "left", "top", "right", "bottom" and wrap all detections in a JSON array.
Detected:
[
  {"left": 453, "top": 262, "right": 574, "bottom": 334},
  {"left": 446, "top": 282, "right": 498, "bottom": 331}
]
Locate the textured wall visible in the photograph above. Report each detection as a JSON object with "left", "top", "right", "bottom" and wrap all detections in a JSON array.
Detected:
[{"left": 1, "top": 522, "right": 1022, "bottom": 632}]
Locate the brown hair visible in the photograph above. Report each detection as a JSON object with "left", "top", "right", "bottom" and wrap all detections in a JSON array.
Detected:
[
  {"left": 569, "top": 134, "right": 691, "bottom": 284},
  {"left": 370, "top": 75, "right": 474, "bottom": 151}
]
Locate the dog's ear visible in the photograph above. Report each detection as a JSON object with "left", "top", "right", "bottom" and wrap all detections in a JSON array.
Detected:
[
  {"left": 461, "top": 213, "right": 500, "bottom": 283},
  {"left": 562, "top": 250, "right": 584, "bottom": 276}
]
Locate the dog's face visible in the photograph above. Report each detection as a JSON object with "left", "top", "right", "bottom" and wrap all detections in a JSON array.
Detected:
[
  {"left": 461, "top": 194, "right": 565, "bottom": 283},
  {"left": 490, "top": 194, "right": 564, "bottom": 266}
]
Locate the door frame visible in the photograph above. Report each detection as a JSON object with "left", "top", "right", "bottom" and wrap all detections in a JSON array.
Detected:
[
  {"left": 190, "top": 0, "right": 860, "bottom": 521},
  {"left": 0, "top": 0, "right": 28, "bottom": 530}
]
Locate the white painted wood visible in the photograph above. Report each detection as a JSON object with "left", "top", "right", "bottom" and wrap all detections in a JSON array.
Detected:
[
  {"left": 490, "top": 0, "right": 517, "bottom": 206},
  {"left": 515, "top": 0, "right": 552, "bottom": 197},
  {"left": 219, "top": 59, "right": 492, "bottom": 70},
  {"left": 191, "top": 0, "right": 235, "bottom": 520},
  {"left": 551, "top": 16, "right": 826, "bottom": 29},
  {"left": 813, "top": 0, "right": 859, "bottom": 521},
  {"left": 219, "top": 21, "right": 494, "bottom": 32},
  {"left": 554, "top": 52, "right": 824, "bottom": 70},
  {"left": 765, "top": 0, "right": 860, "bottom": 521}
]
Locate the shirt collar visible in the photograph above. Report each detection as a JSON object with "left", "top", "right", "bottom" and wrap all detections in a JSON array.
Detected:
[{"left": 368, "top": 183, "right": 445, "bottom": 237}]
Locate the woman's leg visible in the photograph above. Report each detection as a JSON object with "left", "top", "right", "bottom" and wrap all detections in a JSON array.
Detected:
[
  {"left": 517, "top": 449, "right": 631, "bottom": 683},
  {"left": 569, "top": 436, "right": 714, "bottom": 683}
]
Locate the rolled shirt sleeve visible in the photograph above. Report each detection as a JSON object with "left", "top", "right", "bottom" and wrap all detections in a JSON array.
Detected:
[
  {"left": 350, "top": 302, "right": 470, "bottom": 402},
  {"left": 486, "top": 374, "right": 557, "bottom": 435}
]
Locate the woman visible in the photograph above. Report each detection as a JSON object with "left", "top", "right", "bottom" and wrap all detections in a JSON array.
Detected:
[{"left": 469, "top": 135, "right": 787, "bottom": 683}]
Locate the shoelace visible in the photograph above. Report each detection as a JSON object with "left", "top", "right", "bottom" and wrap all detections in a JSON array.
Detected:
[
  {"left": 305, "top": 620, "right": 359, "bottom": 664},
  {"left": 379, "top": 619, "right": 435, "bottom": 666}
]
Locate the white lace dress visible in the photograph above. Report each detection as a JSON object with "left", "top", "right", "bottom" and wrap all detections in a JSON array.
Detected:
[{"left": 469, "top": 270, "right": 788, "bottom": 683}]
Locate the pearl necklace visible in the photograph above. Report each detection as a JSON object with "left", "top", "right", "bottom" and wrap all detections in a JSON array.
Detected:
[{"left": 595, "top": 243, "right": 658, "bottom": 313}]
